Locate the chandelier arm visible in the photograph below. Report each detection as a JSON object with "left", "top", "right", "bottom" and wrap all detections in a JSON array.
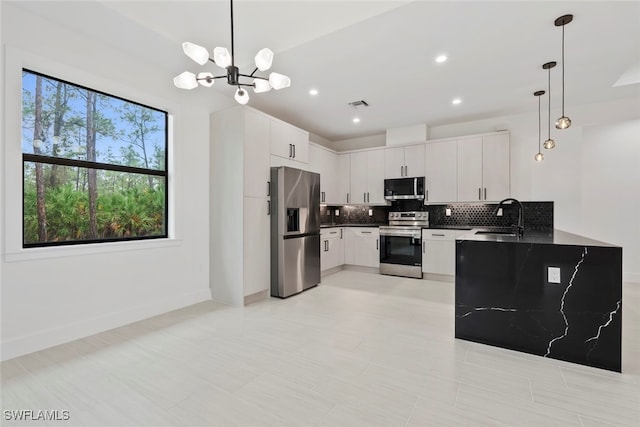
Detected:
[
  {"left": 237, "top": 83, "right": 256, "bottom": 88},
  {"left": 196, "top": 75, "right": 227, "bottom": 81},
  {"left": 248, "top": 67, "right": 259, "bottom": 77},
  {"left": 239, "top": 73, "right": 268, "bottom": 80}
]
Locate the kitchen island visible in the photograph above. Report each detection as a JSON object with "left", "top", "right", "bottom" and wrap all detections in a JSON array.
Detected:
[{"left": 455, "top": 229, "right": 622, "bottom": 372}]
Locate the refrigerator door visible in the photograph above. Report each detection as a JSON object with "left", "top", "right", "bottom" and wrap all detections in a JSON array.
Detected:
[
  {"left": 273, "top": 234, "right": 321, "bottom": 298},
  {"left": 277, "top": 167, "right": 320, "bottom": 236}
]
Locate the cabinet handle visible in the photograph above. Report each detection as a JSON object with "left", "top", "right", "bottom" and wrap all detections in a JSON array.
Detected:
[
  {"left": 364, "top": 192, "right": 367, "bottom": 203},
  {"left": 404, "top": 165, "right": 408, "bottom": 176},
  {"left": 361, "top": 231, "right": 372, "bottom": 234},
  {"left": 478, "top": 188, "right": 482, "bottom": 200},
  {"left": 321, "top": 191, "right": 325, "bottom": 202},
  {"left": 400, "top": 166, "right": 403, "bottom": 177},
  {"left": 267, "top": 200, "right": 271, "bottom": 215},
  {"left": 432, "top": 233, "right": 445, "bottom": 237},
  {"left": 293, "top": 144, "right": 296, "bottom": 159},
  {"left": 426, "top": 189, "right": 429, "bottom": 201},
  {"left": 289, "top": 144, "right": 292, "bottom": 158},
  {"left": 267, "top": 181, "right": 270, "bottom": 196},
  {"left": 340, "top": 229, "right": 343, "bottom": 239},
  {"left": 484, "top": 187, "right": 487, "bottom": 200},
  {"left": 367, "top": 192, "right": 370, "bottom": 203},
  {"left": 376, "top": 239, "right": 379, "bottom": 250},
  {"left": 330, "top": 231, "right": 337, "bottom": 234},
  {"left": 347, "top": 193, "right": 350, "bottom": 204},
  {"left": 422, "top": 241, "right": 425, "bottom": 254}
]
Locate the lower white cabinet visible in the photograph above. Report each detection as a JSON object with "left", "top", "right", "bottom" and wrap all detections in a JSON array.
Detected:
[
  {"left": 422, "top": 229, "right": 467, "bottom": 275},
  {"left": 321, "top": 227, "right": 344, "bottom": 271},
  {"left": 345, "top": 227, "right": 380, "bottom": 268}
]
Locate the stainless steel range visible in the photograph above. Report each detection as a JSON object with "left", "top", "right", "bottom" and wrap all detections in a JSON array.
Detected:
[{"left": 379, "top": 211, "right": 429, "bottom": 279}]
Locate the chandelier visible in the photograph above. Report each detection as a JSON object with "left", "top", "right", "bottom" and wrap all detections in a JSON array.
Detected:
[{"left": 173, "top": 0, "right": 291, "bottom": 104}]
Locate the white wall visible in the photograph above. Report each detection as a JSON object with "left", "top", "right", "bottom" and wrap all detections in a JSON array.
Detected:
[{"left": 1, "top": 3, "right": 217, "bottom": 360}]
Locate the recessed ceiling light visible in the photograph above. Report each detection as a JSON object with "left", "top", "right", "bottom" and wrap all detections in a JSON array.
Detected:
[
  {"left": 435, "top": 55, "right": 447, "bottom": 63},
  {"left": 452, "top": 98, "right": 462, "bottom": 105},
  {"left": 309, "top": 89, "right": 318, "bottom": 95},
  {"left": 353, "top": 117, "right": 360, "bottom": 123}
]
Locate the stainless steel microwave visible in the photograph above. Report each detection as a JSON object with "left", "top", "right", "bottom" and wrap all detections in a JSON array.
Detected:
[{"left": 384, "top": 177, "right": 425, "bottom": 200}]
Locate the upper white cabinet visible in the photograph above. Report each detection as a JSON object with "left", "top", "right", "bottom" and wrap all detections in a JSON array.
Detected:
[
  {"left": 457, "top": 133, "right": 510, "bottom": 202},
  {"left": 308, "top": 144, "right": 342, "bottom": 204},
  {"left": 270, "top": 118, "right": 309, "bottom": 164},
  {"left": 425, "top": 140, "right": 457, "bottom": 204},
  {"left": 350, "top": 149, "right": 385, "bottom": 204},
  {"left": 243, "top": 109, "right": 271, "bottom": 198},
  {"left": 384, "top": 144, "right": 426, "bottom": 179},
  {"left": 336, "top": 154, "right": 350, "bottom": 205}
]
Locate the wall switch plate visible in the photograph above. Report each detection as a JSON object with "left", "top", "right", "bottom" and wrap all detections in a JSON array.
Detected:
[
  {"left": 368, "top": 209, "right": 373, "bottom": 216},
  {"left": 445, "top": 208, "right": 452, "bottom": 216},
  {"left": 335, "top": 209, "right": 339, "bottom": 216},
  {"left": 497, "top": 208, "right": 503, "bottom": 216},
  {"left": 548, "top": 267, "right": 561, "bottom": 284}
]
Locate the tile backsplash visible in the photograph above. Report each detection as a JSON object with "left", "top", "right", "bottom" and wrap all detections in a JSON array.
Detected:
[
  {"left": 320, "top": 205, "right": 389, "bottom": 226},
  {"left": 427, "top": 201, "right": 553, "bottom": 231}
]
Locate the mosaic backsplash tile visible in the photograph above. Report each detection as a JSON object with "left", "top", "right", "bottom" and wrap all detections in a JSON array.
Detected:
[
  {"left": 428, "top": 201, "right": 553, "bottom": 231},
  {"left": 320, "top": 205, "right": 389, "bottom": 226}
]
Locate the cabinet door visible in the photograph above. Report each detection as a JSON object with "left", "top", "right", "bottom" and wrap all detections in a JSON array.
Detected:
[
  {"left": 366, "top": 150, "right": 386, "bottom": 204},
  {"left": 425, "top": 141, "right": 457, "bottom": 203},
  {"left": 344, "top": 228, "right": 356, "bottom": 264},
  {"left": 269, "top": 119, "right": 293, "bottom": 159},
  {"left": 404, "top": 144, "right": 425, "bottom": 178},
  {"left": 423, "top": 240, "right": 455, "bottom": 275},
  {"left": 289, "top": 126, "right": 309, "bottom": 164},
  {"left": 353, "top": 228, "right": 379, "bottom": 268},
  {"left": 335, "top": 154, "right": 350, "bottom": 204},
  {"left": 243, "top": 196, "right": 270, "bottom": 296},
  {"left": 384, "top": 146, "right": 405, "bottom": 179},
  {"left": 457, "top": 137, "right": 483, "bottom": 202},
  {"left": 243, "top": 109, "right": 270, "bottom": 198},
  {"left": 482, "top": 133, "right": 510, "bottom": 202},
  {"left": 350, "top": 152, "right": 369, "bottom": 203}
]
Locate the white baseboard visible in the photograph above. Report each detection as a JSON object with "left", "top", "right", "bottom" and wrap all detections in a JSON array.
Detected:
[
  {"left": 321, "top": 265, "right": 344, "bottom": 277},
  {"left": 244, "top": 290, "right": 269, "bottom": 305},
  {"left": 423, "top": 273, "right": 455, "bottom": 283},
  {"left": 342, "top": 265, "right": 380, "bottom": 274},
  {"left": 1, "top": 289, "right": 212, "bottom": 361}
]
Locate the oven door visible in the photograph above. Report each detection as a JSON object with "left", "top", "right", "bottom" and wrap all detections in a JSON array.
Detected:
[{"left": 379, "top": 227, "right": 422, "bottom": 266}]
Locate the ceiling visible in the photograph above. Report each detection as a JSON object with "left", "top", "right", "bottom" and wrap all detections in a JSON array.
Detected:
[{"left": 13, "top": 1, "right": 640, "bottom": 142}]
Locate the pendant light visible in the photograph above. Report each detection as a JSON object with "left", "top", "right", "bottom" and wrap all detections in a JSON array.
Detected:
[
  {"left": 534, "top": 90, "right": 545, "bottom": 162},
  {"left": 173, "top": 0, "right": 291, "bottom": 104},
  {"left": 542, "top": 61, "right": 557, "bottom": 149},
  {"left": 554, "top": 14, "right": 573, "bottom": 129}
]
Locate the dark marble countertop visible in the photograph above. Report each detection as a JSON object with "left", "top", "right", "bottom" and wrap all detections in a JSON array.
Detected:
[
  {"left": 457, "top": 228, "right": 618, "bottom": 247},
  {"left": 320, "top": 223, "right": 383, "bottom": 228}
]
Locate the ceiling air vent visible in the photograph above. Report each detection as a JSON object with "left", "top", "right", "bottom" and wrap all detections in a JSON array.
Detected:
[{"left": 348, "top": 100, "right": 370, "bottom": 107}]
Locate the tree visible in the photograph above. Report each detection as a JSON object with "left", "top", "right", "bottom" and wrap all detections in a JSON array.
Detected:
[
  {"left": 33, "top": 75, "right": 47, "bottom": 242},
  {"left": 86, "top": 90, "right": 98, "bottom": 239},
  {"left": 118, "top": 104, "right": 162, "bottom": 189}
]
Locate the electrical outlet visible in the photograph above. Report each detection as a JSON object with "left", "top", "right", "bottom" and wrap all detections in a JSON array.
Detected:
[
  {"left": 497, "top": 208, "right": 503, "bottom": 217},
  {"left": 335, "top": 209, "right": 339, "bottom": 216},
  {"left": 368, "top": 209, "right": 373, "bottom": 216},
  {"left": 445, "top": 208, "right": 452, "bottom": 216},
  {"left": 548, "top": 267, "right": 561, "bottom": 284}
]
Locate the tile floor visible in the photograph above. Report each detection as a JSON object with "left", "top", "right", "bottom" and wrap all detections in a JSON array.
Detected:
[{"left": 1, "top": 270, "right": 639, "bottom": 426}]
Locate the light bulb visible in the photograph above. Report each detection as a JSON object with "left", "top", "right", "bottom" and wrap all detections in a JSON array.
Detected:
[
  {"left": 555, "top": 116, "right": 571, "bottom": 129},
  {"left": 234, "top": 88, "right": 249, "bottom": 105},
  {"left": 535, "top": 152, "right": 544, "bottom": 162},
  {"left": 213, "top": 47, "right": 231, "bottom": 68},
  {"left": 254, "top": 48, "right": 274, "bottom": 72},
  {"left": 269, "top": 72, "right": 291, "bottom": 90},
  {"left": 173, "top": 71, "right": 198, "bottom": 90},
  {"left": 197, "top": 72, "right": 215, "bottom": 87},
  {"left": 182, "top": 42, "right": 209, "bottom": 65},
  {"left": 253, "top": 79, "right": 271, "bottom": 93},
  {"left": 543, "top": 139, "right": 556, "bottom": 150},
  {"left": 33, "top": 139, "right": 43, "bottom": 149}
]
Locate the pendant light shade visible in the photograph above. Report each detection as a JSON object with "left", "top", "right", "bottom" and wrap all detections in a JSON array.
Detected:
[
  {"left": 253, "top": 79, "right": 271, "bottom": 93},
  {"left": 534, "top": 90, "right": 545, "bottom": 162},
  {"left": 254, "top": 48, "right": 274, "bottom": 72},
  {"left": 234, "top": 88, "right": 249, "bottom": 105},
  {"left": 554, "top": 14, "right": 573, "bottom": 130},
  {"left": 182, "top": 42, "right": 210, "bottom": 66},
  {"left": 173, "top": 0, "right": 291, "bottom": 104},
  {"left": 173, "top": 71, "right": 198, "bottom": 90},
  {"left": 269, "top": 72, "right": 291, "bottom": 90},
  {"left": 213, "top": 47, "right": 232, "bottom": 69},
  {"left": 542, "top": 61, "right": 557, "bottom": 149}
]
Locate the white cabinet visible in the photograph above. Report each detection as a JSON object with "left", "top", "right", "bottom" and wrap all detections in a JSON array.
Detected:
[
  {"left": 336, "top": 154, "right": 350, "bottom": 205},
  {"left": 350, "top": 149, "right": 385, "bottom": 204},
  {"left": 422, "top": 229, "right": 467, "bottom": 276},
  {"left": 425, "top": 140, "right": 457, "bottom": 203},
  {"left": 210, "top": 106, "right": 271, "bottom": 305},
  {"left": 321, "top": 227, "right": 344, "bottom": 271},
  {"left": 270, "top": 118, "right": 309, "bottom": 164},
  {"left": 457, "top": 133, "right": 510, "bottom": 202},
  {"left": 344, "top": 227, "right": 379, "bottom": 268},
  {"left": 308, "top": 144, "right": 345, "bottom": 205},
  {"left": 384, "top": 144, "right": 425, "bottom": 178}
]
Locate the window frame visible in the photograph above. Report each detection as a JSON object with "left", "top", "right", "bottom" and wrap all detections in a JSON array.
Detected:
[{"left": 21, "top": 68, "right": 169, "bottom": 248}]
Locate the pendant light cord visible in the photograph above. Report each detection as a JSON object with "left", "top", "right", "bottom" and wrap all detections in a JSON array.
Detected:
[
  {"left": 548, "top": 69, "right": 552, "bottom": 139},
  {"left": 538, "top": 96, "right": 542, "bottom": 152},
  {"left": 561, "top": 25, "right": 565, "bottom": 116}
]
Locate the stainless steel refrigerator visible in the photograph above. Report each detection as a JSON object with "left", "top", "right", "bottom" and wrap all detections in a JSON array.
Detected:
[{"left": 270, "top": 166, "right": 321, "bottom": 298}]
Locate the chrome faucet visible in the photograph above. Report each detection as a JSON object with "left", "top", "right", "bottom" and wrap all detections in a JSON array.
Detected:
[{"left": 495, "top": 198, "right": 525, "bottom": 236}]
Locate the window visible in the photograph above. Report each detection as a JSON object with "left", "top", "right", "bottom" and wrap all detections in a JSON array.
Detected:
[{"left": 21, "top": 69, "right": 168, "bottom": 247}]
